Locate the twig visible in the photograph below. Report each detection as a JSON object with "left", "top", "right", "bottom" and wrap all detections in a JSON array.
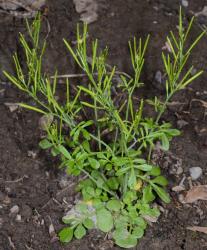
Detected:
[
  {"left": 50, "top": 71, "right": 131, "bottom": 80},
  {"left": 5, "top": 175, "right": 28, "bottom": 183}
]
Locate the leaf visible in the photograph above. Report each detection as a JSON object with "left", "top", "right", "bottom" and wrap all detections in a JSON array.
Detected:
[
  {"left": 83, "top": 218, "right": 94, "bottom": 229},
  {"left": 106, "top": 177, "right": 119, "bottom": 190},
  {"left": 149, "top": 166, "right": 161, "bottom": 176},
  {"left": 183, "top": 185, "right": 207, "bottom": 203},
  {"left": 166, "top": 129, "right": 180, "bottom": 136},
  {"left": 134, "top": 217, "right": 147, "bottom": 229},
  {"left": 142, "top": 185, "right": 155, "bottom": 203},
  {"left": 74, "top": 224, "right": 86, "bottom": 239},
  {"left": 123, "top": 191, "right": 137, "bottom": 204},
  {"left": 115, "top": 234, "right": 137, "bottom": 248},
  {"left": 106, "top": 199, "right": 122, "bottom": 212},
  {"left": 135, "top": 164, "right": 152, "bottom": 171},
  {"left": 152, "top": 184, "right": 170, "bottom": 203},
  {"left": 58, "top": 227, "right": 73, "bottom": 243},
  {"left": 132, "top": 227, "right": 144, "bottom": 239},
  {"left": 19, "top": 103, "right": 46, "bottom": 114},
  {"left": 88, "top": 158, "right": 100, "bottom": 169},
  {"left": 82, "top": 140, "right": 90, "bottom": 152},
  {"left": 39, "top": 139, "right": 52, "bottom": 149},
  {"left": 160, "top": 134, "right": 169, "bottom": 151},
  {"left": 57, "top": 145, "right": 71, "bottom": 159},
  {"left": 97, "top": 208, "right": 113, "bottom": 232},
  {"left": 114, "top": 215, "right": 128, "bottom": 229},
  {"left": 152, "top": 176, "right": 168, "bottom": 186},
  {"left": 128, "top": 168, "right": 136, "bottom": 189},
  {"left": 187, "top": 226, "right": 207, "bottom": 234}
]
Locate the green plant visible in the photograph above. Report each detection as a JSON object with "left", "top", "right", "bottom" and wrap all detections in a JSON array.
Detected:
[{"left": 4, "top": 10, "right": 204, "bottom": 248}]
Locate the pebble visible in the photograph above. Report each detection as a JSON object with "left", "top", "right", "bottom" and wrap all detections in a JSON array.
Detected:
[
  {"left": 177, "top": 120, "right": 188, "bottom": 129},
  {"left": 189, "top": 167, "right": 202, "bottom": 180},
  {"left": 16, "top": 214, "right": 22, "bottom": 222},
  {"left": 176, "top": 166, "right": 183, "bottom": 175},
  {"left": 10, "top": 205, "right": 19, "bottom": 214},
  {"left": 181, "top": 0, "right": 188, "bottom": 7}
]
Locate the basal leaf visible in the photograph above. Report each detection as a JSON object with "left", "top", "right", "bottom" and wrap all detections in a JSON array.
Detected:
[
  {"left": 57, "top": 145, "right": 71, "bottom": 159},
  {"left": 152, "top": 176, "right": 168, "bottom": 186},
  {"left": 83, "top": 218, "right": 94, "bottom": 229},
  {"left": 58, "top": 227, "right": 73, "bottom": 243},
  {"left": 152, "top": 184, "right": 170, "bottom": 203},
  {"left": 128, "top": 168, "right": 136, "bottom": 189},
  {"left": 114, "top": 233, "right": 137, "bottom": 248},
  {"left": 97, "top": 208, "right": 113, "bottom": 232},
  {"left": 132, "top": 226, "right": 144, "bottom": 239},
  {"left": 135, "top": 164, "right": 152, "bottom": 171},
  {"left": 142, "top": 185, "right": 155, "bottom": 203},
  {"left": 74, "top": 224, "right": 86, "bottom": 239},
  {"left": 149, "top": 166, "right": 161, "bottom": 176},
  {"left": 88, "top": 158, "right": 100, "bottom": 169},
  {"left": 39, "top": 139, "right": 52, "bottom": 149},
  {"left": 160, "top": 134, "right": 169, "bottom": 151},
  {"left": 106, "top": 199, "right": 122, "bottom": 212}
]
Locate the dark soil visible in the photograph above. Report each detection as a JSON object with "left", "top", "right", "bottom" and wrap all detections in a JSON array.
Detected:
[{"left": 0, "top": 0, "right": 207, "bottom": 249}]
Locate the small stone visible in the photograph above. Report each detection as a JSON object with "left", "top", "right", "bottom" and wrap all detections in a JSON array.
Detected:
[
  {"left": 176, "top": 166, "right": 183, "bottom": 175},
  {"left": 189, "top": 167, "right": 202, "bottom": 180},
  {"left": 10, "top": 205, "right": 19, "bottom": 214},
  {"left": 177, "top": 120, "right": 188, "bottom": 129},
  {"left": 16, "top": 214, "right": 21, "bottom": 222},
  {"left": 172, "top": 185, "right": 185, "bottom": 192},
  {"left": 181, "top": 0, "right": 188, "bottom": 7}
]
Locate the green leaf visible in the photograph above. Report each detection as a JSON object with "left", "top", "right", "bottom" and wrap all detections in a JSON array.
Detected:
[
  {"left": 114, "top": 215, "right": 128, "bottom": 229},
  {"left": 106, "top": 177, "right": 119, "bottom": 190},
  {"left": 152, "top": 184, "right": 170, "bottom": 203},
  {"left": 97, "top": 208, "right": 113, "bottom": 232},
  {"left": 149, "top": 166, "right": 161, "bottom": 176},
  {"left": 123, "top": 191, "right": 137, "bottom": 204},
  {"left": 152, "top": 176, "right": 168, "bottom": 186},
  {"left": 88, "top": 158, "right": 100, "bottom": 169},
  {"left": 132, "top": 226, "right": 144, "bottom": 239},
  {"left": 135, "top": 164, "right": 152, "bottom": 171},
  {"left": 51, "top": 147, "right": 59, "bottom": 156},
  {"left": 82, "top": 129, "right": 91, "bottom": 140},
  {"left": 134, "top": 217, "right": 147, "bottom": 229},
  {"left": 167, "top": 129, "right": 181, "bottom": 136},
  {"left": 57, "top": 145, "right": 71, "bottom": 159},
  {"left": 82, "top": 140, "right": 90, "bottom": 152},
  {"left": 142, "top": 185, "right": 155, "bottom": 203},
  {"left": 74, "top": 224, "right": 86, "bottom": 239},
  {"left": 106, "top": 199, "right": 122, "bottom": 211},
  {"left": 19, "top": 103, "right": 46, "bottom": 114},
  {"left": 160, "top": 134, "right": 169, "bottom": 151},
  {"left": 83, "top": 218, "right": 94, "bottom": 229},
  {"left": 58, "top": 227, "right": 73, "bottom": 243},
  {"left": 128, "top": 168, "right": 136, "bottom": 189},
  {"left": 75, "top": 203, "right": 88, "bottom": 213},
  {"left": 39, "top": 139, "right": 52, "bottom": 149},
  {"left": 114, "top": 233, "right": 137, "bottom": 248}
]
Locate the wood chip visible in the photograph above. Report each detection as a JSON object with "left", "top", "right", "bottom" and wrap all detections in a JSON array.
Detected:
[
  {"left": 187, "top": 226, "right": 207, "bottom": 234},
  {"left": 183, "top": 185, "right": 207, "bottom": 203}
]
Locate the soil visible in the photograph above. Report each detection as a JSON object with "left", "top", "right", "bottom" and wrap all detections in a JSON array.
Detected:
[{"left": 0, "top": 0, "right": 207, "bottom": 249}]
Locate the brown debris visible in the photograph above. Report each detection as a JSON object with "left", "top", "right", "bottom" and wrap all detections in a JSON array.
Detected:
[{"left": 183, "top": 185, "right": 207, "bottom": 203}]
